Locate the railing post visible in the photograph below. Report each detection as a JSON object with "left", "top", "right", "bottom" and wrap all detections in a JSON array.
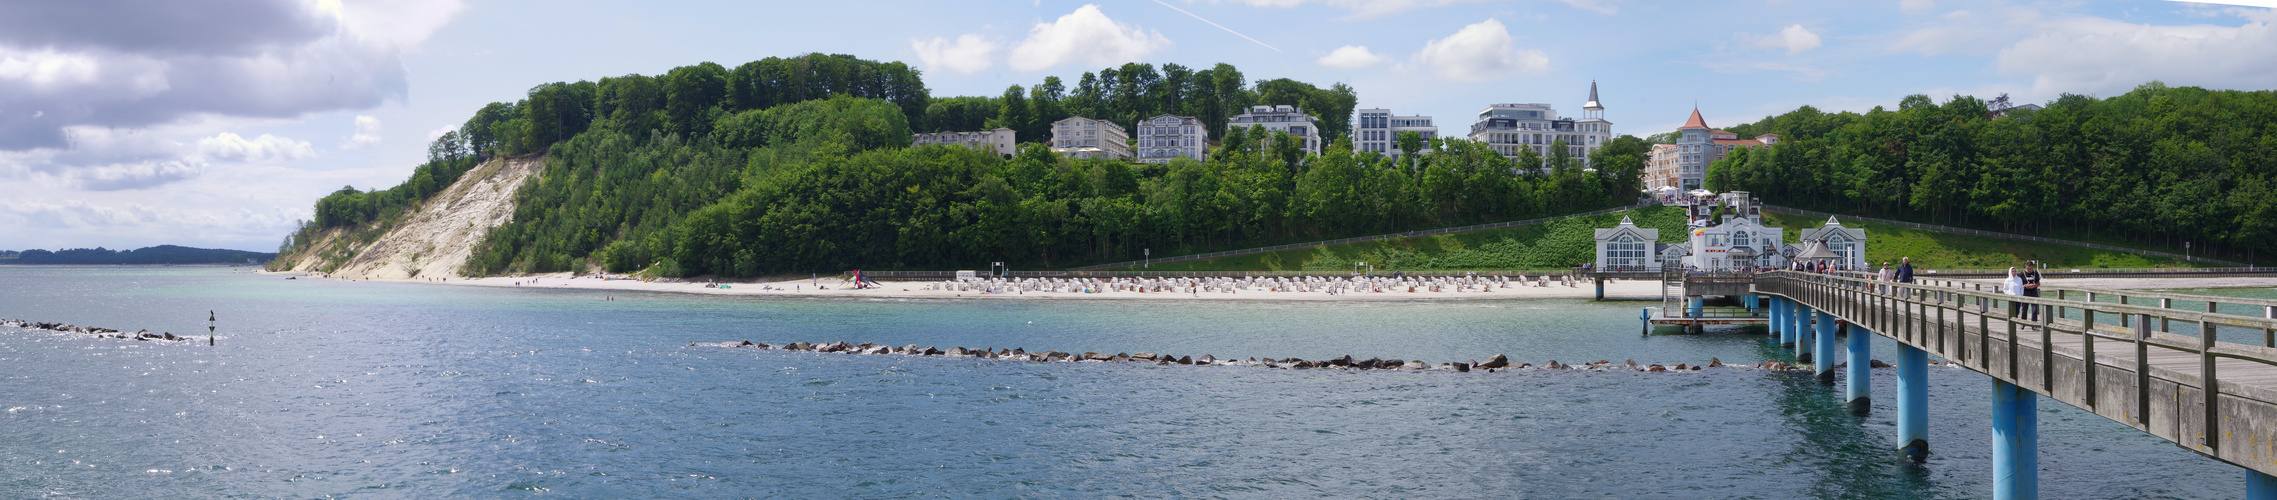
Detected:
[
  {"left": 2203, "top": 317, "right": 2220, "bottom": 451},
  {"left": 2267, "top": 305, "right": 2276, "bottom": 348},
  {"left": 2084, "top": 308, "right": 2098, "bottom": 409},
  {"left": 2161, "top": 298, "right": 2174, "bottom": 333},
  {"left": 2138, "top": 313, "right": 2152, "bottom": 427},
  {"left": 1993, "top": 378, "right": 2040, "bottom": 500}
]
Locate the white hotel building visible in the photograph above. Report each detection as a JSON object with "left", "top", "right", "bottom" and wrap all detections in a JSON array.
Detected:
[
  {"left": 1353, "top": 109, "right": 1438, "bottom": 158},
  {"left": 1134, "top": 114, "right": 1208, "bottom": 164},
  {"left": 1465, "top": 82, "right": 1614, "bottom": 169},
  {"left": 1228, "top": 105, "right": 1322, "bottom": 156},
  {"left": 912, "top": 127, "right": 1016, "bottom": 156},
  {"left": 1050, "top": 116, "right": 1131, "bottom": 160}
]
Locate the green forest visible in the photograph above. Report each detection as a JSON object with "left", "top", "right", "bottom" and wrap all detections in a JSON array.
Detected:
[
  {"left": 1705, "top": 83, "right": 2277, "bottom": 265},
  {"left": 274, "top": 53, "right": 1645, "bottom": 277},
  {"left": 9, "top": 245, "right": 275, "bottom": 265}
]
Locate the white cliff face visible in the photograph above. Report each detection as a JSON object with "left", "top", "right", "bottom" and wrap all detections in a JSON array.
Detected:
[{"left": 276, "top": 156, "right": 545, "bottom": 280}]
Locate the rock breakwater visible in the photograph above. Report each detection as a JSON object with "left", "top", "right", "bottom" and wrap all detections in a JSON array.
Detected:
[
  {"left": 691, "top": 340, "right": 1849, "bottom": 373},
  {"left": 2, "top": 318, "right": 193, "bottom": 342}
]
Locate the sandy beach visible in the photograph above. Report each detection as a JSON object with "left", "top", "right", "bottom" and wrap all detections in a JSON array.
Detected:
[{"left": 282, "top": 272, "right": 1669, "bottom": 301}]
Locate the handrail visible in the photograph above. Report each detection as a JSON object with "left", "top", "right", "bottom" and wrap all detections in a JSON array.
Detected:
[{"left": 1066, "top": 201, "right": 1650, "bottom": 271}]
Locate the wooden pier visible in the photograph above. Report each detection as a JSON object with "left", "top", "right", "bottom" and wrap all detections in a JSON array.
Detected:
[{"left": 1756, "top": 271, "right": 2277, "bottom": 498}]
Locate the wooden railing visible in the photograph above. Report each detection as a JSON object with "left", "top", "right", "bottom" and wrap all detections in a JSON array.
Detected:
[{"left": 1758, "top": 271, "right": 2277, "bottom": 474}]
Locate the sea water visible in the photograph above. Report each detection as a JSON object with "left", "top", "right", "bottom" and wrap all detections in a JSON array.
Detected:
[{"left": 0, "top": 266, "right": 2240, "bottom": 497}]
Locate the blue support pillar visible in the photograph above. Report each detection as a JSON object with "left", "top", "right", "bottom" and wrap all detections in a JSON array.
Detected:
[
  {"left": 1848, "top": 324, "right": 1872, "bottom": 414},
  {"left": 1796, "top": 305, "right": 1816, "bottom": 362},
  {"left": 1689, "top": 297, "right": 1704, "bottom": 318},
  {"left": 1787, "top": 299, "right": 1804, "bottom": 347},
  {"left": 1769, "top": 297, "right": 1785, "bottom": 338},
  {"left": 1898, "top": 344, "right": 1929, "bottom": 461},
  {"left": 1815, "top": 311, "right": 1838, "bottom": 382},
  {"left": 2251, "top": 470, "right": 2277, "bottom": 500},
  {"left": 1993, "top": 379, "right": 2039, "bottom": 500}
]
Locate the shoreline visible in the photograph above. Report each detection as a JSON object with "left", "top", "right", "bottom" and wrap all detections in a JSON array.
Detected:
[
  {"left": 266, "top": 270, "right": 1667, "bottom": 302},
  {"left": 261, "top": 271, "right": 2276, "bottom": 302}
]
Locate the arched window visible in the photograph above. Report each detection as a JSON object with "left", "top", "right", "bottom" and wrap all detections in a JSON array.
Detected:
[{"left": 1732, "top": 231, "right": 1751, "bottom": 248}]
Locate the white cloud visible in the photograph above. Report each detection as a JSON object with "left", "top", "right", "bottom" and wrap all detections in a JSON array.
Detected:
[
  {"left": 348, "top": 115, "right": 381, "bottom": 147},
  {"left": 425, "top": 124, "right": 458, "bottom": 142},
  {"left": 68, "top": 160, "right": 203, "bottom": 191},
  {"left": 1900, "top": 0, "right": 1934, "bottom": 13},
  {"left": 911, "top": 34, "right": 1000, "bottom": 75},
  {"left": 197, "top": 132, "right": 316, "bottom": 163},
  {"left": 1317, "top": 45, "right": 1387, "bottom": 69},
  {"left": 1008, "top": 5, "right": 1171, "bottom": 71},
  {"left": 1412, "top": 19, "right": 1550, "bottom": 82},
  {"left": 1888, "top": 7, "right": 2044, "bottom": 56},
  {"left": 1998, "top": 12, "right": 2277, "bottom": 96},
  {"left": 1197, "top": 0, "right": 1601, "bottom": 19},
  {"left": 0, "top": 1, "right": 464, "bottom": 151},
  {"left": 336, "top": 0, "right": 466, "bottom": 49},
  {"left": 1765, "top": 24, "right": 1823, "bottom": 54}
]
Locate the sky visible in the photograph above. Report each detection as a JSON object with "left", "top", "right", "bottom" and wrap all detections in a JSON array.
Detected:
[{"left": 3, "top": 0, "right": 2275, "bottom": 252}]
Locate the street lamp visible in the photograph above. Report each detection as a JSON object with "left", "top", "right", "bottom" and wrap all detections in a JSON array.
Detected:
[{"left": 1144, "top": 248, "right": 1150, "bottom": 269}]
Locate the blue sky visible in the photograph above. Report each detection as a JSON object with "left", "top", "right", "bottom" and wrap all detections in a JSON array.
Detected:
[{"left": 2, "top": 0, "right": 2274, "bottom": 251}]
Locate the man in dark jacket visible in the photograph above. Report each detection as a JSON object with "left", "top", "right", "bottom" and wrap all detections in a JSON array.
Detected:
[
  {"left": 2020, "top": 261, "right": 2043, "bottom": 321},
  {"left": 1895, "top": 257, "right": 1915, "bottom": 283}
]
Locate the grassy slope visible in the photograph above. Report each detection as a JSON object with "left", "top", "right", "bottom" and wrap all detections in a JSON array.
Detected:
[
  {"left": 1759, "top": 211, "right": 2193, "bottom": 270},
  {"left": 1126, "top": 206, "right": 2195, "bottom": 272}
]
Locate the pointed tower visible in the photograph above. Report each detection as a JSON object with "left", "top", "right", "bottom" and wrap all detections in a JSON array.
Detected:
[
  {"left": 1681, "top": 107, "right": 1710, "bottom": 132},
  {"left": 1583, "top": 81, "right": 1604, "bottom": 120}
]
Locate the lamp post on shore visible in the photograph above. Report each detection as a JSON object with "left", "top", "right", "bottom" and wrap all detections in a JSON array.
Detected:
[{"left": 1144, "top": 248, "right": 1149, "bottom": 269}]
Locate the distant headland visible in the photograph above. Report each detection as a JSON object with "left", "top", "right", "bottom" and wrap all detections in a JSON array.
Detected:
[{"left": 0, "top": 245, "right": 275, "bottom": 265}]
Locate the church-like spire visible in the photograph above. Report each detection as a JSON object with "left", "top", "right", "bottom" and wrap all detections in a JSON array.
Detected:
[{"left": 1584, "top": 80, "right": 1602, "bottom": 111}]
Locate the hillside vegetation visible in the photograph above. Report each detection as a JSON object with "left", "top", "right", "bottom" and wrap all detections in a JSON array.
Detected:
[
  {"left": 1758, "top": 211, "right": 2191, "bottom": 270},
  {"left": 1708, "top": 83, "right": 2277, "bottom": 266}
]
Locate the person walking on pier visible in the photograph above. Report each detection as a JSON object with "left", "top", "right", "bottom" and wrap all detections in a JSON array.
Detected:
[
  {"left": 2003, "top": 267, "right": 2025, "bottom": 318},
  {"left": 2020, "top": 261, "right": 2044, "bottom": 321}
]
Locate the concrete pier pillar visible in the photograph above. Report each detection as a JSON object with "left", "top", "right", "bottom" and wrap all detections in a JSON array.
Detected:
[
  {"left": 1848, "top": 323, "right": 1872, "bottom": 414},
  {"left": 1898, "top": 344, "right": 1928, "bottom": 461},
  {"left": 1993, "top": 379, "right": 2039, "bottom": 500},
  {"left": 1797, "top": 305, "right": 1816, "bottom": 362},
  {"left": 2250, "top": 470, "right": 2277, "bottom": 500},
  {"left": 1815, "top": 311, "right": 1838, "bottom": 382}
]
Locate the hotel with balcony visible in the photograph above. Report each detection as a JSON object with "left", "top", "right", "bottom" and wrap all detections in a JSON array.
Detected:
[{"left": 1466, "top": 82, "right": 1614, "bottom": 170}]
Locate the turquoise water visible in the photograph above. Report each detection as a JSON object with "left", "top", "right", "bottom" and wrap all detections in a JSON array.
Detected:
[{"left": 0, "top": 266, "right": 2242, "bottom": 497}]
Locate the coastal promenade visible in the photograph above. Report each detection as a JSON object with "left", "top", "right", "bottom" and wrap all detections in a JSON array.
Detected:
[{"left": 1757, "top": 271, "right": 2277, "bottom": 499}]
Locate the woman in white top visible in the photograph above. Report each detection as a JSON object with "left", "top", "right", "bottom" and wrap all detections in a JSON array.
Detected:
[{"left": 2003, "top": 267, "right": 2025, "bottom": 317}]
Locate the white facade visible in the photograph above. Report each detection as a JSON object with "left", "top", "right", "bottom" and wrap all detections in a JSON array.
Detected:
[
  {"left": 1594, "top": 216, "right": 1662, "bottom": 271},
  {"left": 1228, "top": 105, "right": 1322, "bottom": 156},
  {"left": 1050, "top": 116, "right": 1130, "bottom": 160},
  {"left": 1354, "top": 108, "right": 1437, "bottom": 158},
  {"left": 1679, "top": 193, "right": 1788, "bottom": 271},
  {"left": 1466, "top": 82, "right": 1614, "bottom": 169},
  {"left": 1134, "top": 114, "right": 1208, "bottom": 164},
  {"left": 1795, "top": 216, "right": 1871, "bottom": 270},
  {"left": 912, "top": 127, "right": 1016, "bottom": 156}
]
